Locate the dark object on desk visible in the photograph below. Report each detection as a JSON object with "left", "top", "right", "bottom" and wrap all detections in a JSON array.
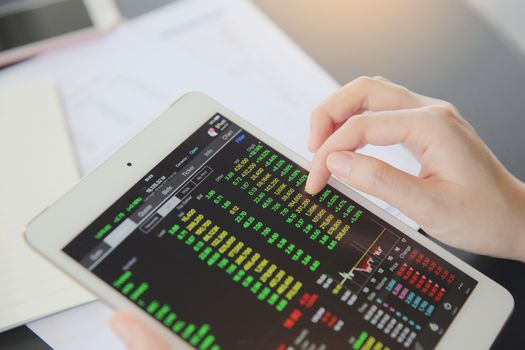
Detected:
[
  {"left": 0, "top": 0, "right": 119, "bottom": 67},
  {"left": 253, "top": 0, "right": 525, "bottom": 348},
  {"left": 0, "top": 326, "right": 51, "bottom": 350},
  {"left": 115, "top": 0, "right": 175, "bottom": 19}
]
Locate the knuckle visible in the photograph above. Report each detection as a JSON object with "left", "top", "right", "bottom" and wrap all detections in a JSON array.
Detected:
[
  {"left": 428, "top": 103, "right": 459, "bottom": 121},
  {"left": 342, "top": 114, "right": 370, "bottom": 146},
  {"left": 310, "top": 105, "right": 325, "bottom": 121},
  {"left": 440, "top": 101, "right": 459, "bottom": 115},
  {"left": 353, "top": 76, "right": 376, "bottom": 88},
  {"left": 438, "top": 102, "right": 476, "bottom": 130},
  {"left": 372, "top": 75, "right": 390, "bottom": 82},
  {"left": 423, "top": 102, "right": 477, "bottom": 133},
  {"left": 346, "top": 114, "right": 366, "bottom": 126},
  {"left": 393, "top": 83, "right": 416, "bottom": 98},
  {"left": 342, "top": 114, "right": 367, "bottom": 134},
  {"left": 420, "top": 104, "right": 459, "bottom": 130}
]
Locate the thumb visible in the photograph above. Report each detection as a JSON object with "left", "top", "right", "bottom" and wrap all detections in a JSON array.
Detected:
[
  {"left": 326, "top": 151, "right": 430, "bottom": 218},
  {"left": 110, "top": 311, "right": 171, "bottom": 350}
]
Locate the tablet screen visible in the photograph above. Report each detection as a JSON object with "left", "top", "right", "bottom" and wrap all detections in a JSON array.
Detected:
[{"left": 64, "top": 115, "right": 477, "bottom": 350}]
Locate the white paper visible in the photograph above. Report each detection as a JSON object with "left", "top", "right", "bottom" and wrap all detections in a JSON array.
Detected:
[
  {"left": 29, "top": 301, "right": 123, "bottom": 350},
  {"left": 0, "top": 81, "right": 94, "bottom": 332},
  {"left": 0, "top": 1, "right": 337, "bottom": 176}
]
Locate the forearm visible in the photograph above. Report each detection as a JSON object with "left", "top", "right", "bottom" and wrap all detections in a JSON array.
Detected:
[{"left": 507, "top": 179, "right": 525, "bottom": 263}]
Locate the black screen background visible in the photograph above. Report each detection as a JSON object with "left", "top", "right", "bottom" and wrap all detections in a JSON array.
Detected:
[{"left": 64, "top": 116, "right": 477, "bottom": 350}]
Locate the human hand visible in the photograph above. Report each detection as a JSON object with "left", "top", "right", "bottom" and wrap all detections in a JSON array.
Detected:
[
  {"left": 110, "top": 311, "right": 171, "bottom": 350},
  {"left": 305, "top": 76, "right": 525, "bottom": 262}
]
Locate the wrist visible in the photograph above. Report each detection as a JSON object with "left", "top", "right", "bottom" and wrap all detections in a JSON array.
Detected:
[{"left": 510, "top": 180, "right": 525, "bottom": 263}]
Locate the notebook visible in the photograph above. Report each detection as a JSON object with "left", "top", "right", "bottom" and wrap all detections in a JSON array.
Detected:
[{"left": 0, "top": 80, "right": 94, "bottom": 332}]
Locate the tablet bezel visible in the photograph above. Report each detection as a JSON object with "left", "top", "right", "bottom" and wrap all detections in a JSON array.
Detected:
[{"left": 26, "top": 92, "right": 514, "bottom": 349}]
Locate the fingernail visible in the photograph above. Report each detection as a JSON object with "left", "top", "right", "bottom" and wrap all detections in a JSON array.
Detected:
[
  {"left": 305, "top": 175, "right": 313, "bottom": 193},
  {"left": 327, "top": 152, "right": 353, "bottom": 177},
  {"left": 110, "top": 317, "right": 134, "bottom": 343},
  {"left": 305, "top": 173, "right": 322, "bottom": 194}
]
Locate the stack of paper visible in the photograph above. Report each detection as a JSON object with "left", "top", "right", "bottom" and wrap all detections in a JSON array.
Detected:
[{"left": 0, "top": 81, "right": 94, "bottom": 332}]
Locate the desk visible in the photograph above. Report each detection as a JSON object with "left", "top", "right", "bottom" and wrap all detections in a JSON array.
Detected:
[{"left": 2, "top": 0, "right": 525, "bottom": 348}]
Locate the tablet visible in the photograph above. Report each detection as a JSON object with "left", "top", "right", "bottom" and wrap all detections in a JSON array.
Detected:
[
  {"left": 0, "top": 0, "right": 120, "bottom": 67},
  {"left": 26, "top": 92, "right": 513, "bottom": 349}
]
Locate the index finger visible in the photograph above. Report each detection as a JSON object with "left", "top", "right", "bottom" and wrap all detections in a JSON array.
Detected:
[
  {"left": 308, "top": 76, "right": 437, "bottom": 152},
  {"left": 306, "top": 108, "right": 434, "bottom": 194}
]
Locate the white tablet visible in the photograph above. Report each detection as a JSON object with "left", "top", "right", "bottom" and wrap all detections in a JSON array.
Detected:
[
  {"left": 26, "top": 92, "right": 513, "bottom": 350},
  {"left": 0, "top": 0, "right": 120, "bottom": 67}
]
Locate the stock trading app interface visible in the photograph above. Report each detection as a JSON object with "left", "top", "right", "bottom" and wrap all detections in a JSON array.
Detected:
[{"left": 65, "top": 115, "right": 477, "bottom": 350}]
